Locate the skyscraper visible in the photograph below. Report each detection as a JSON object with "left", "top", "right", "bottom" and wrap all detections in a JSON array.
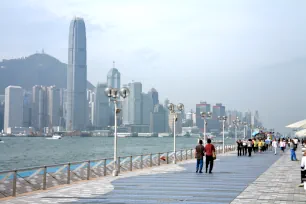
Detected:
[
  {"left": 93, "top": 83, "right": 110, "bottom": 128},
  {"left": 107, "top": 63, "right": 121, "bottom": 89},
  {"left": 148, "top": 88, "right": 159, "bottom": 107},
  {"left": 196, "top": 101, "right": 211, "bottom": 131},
  {"left": 122, "top": 82, "right": 142, "bottom": 125},
  {"left": 150, "top": 104, "right": 167, "bottom": 133},
  {"left": 32, "top": 85, "right": 48, "bottom": 131},
  {"left": 141, "top": 93, "right": 153, "bottom": 125},
  {"left": 47, "top": 86, "right": 61, "bottom": 128},
  {"left": 4, "top": 86, "right": 23, "bottom": 133},
  {"left": 66, "top": 17, "right": 87, "bottom": 131}
]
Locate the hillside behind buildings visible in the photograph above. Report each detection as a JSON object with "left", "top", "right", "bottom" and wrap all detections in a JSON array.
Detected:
[{"left": 0, "top": 53, "right": 94, "bottom": 94}]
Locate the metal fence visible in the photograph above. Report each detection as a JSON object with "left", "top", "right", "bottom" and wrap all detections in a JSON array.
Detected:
[{"left": 0, "top": 145, "right": 235, "bottom": 198}]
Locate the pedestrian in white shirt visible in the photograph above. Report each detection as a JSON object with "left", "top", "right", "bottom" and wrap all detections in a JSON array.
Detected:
[
  {"left": 300, "top": 151, "right": 306, "bottom": 187},
  {"left": 272, "top": 139, "right": 278, "bottom": 155}
]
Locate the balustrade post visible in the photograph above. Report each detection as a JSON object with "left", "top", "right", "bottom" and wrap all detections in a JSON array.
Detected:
[
  {"left": 150, "top": 154, "right": 153, "bottom": 167},
  {"left": 43, "top": 166, "right": 47, "bottom": 190},
  {"left": 118, "top": 157, "right": 121, "bottom": 173},
  {"left": 140, "top": 155, "right": 143, "bottom": 169},
  {"left": 12, "top": 170, "right": 17, "bottom": 197},
  {"left": 67, "top": 163, "right": 71, "bottom": 184},
  {"left": 185, "top": 149, "right": 188, "bottom": 160},
  {"left": 103, "top": 159, "right": 107, "bottom": 176},
  {"left": 180, "top": 150, "right": 183, "bottom": 161},
  {"left": 158, "top": 153, "right": 161, "bottom": 166},
  {"left": 166, "top": 152, "right": 169, "bottom": 164},
  {"left": 87, "top": 161, "right": 90, "bottom": 180},
  {"left": 130, "top": 156, "right": 133, "bottom": 171}
]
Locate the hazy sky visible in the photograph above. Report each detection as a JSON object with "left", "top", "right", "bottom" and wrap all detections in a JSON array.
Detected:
[{"left": 1, "top": 0, "right": 306, "bottom": 132}]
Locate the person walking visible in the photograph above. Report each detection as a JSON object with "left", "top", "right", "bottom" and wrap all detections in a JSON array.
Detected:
[
  {"left": 237, "top": 140, "right": 243, "bottom": 156},
  {"left": 242, "top": 140, "right": 247, "bottom": 156},
  {"left": 254, "top": 139, "right": 258, "bottom": 153},
  {"left": 290, "top": 139, "right": 297, "bottom": 161},
  {"left": 247, "top": 139, "right": 252, "bottom": 157},
  {"left": 195, "top": 139, "right": 205, "bottom": 173},
  {"left": 272, "top": 139, "right": 278, "bottom": 155},
  {"left": 258, "top": 139, "right": 263, "bottom": 153},
  {"left": 280, "top": 139, "right": 285, "bottom": 153},
  {"left": 204, "top": 139, "right": 215, "bottom": 174},
  {"left": 300, "top": 151, "right": 306, "bottom": 187}
]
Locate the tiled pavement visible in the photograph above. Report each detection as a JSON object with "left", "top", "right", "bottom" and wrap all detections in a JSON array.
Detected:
[
  {"left": 1, "top": 149, "right": 282, "bottom": 204},
  {"left": 231, "top": 148, "right": 306, "bottom": 204}
]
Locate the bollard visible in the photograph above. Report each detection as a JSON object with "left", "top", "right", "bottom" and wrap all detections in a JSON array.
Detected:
[
  {"left": 130, "top": 156, "right": 133, "bottom": 171},
  {"left": 12, "top": 170, "right": 17, "bottom": 197},
  {"left": 118, "top": 157, "right": 121, "bottom": 173},
  {"left": 43, "top": 166, "right": 47, "bottom": 190},
  {"left": 87, "top": 161, "right": 90, "bottom": 180},
  {"left": 103, "top": 159, "right": 107, "bottom": 176},
  {"left": 67, "top": 163, "right": 71, "bottom": 184},
  {"left": 158, "top": 153, "right": 161, "bottom": 166}
]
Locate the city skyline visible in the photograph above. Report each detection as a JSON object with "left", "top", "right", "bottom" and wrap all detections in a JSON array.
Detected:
[{"left": 0, "top": 0, "right": 305, "bottom": 132}]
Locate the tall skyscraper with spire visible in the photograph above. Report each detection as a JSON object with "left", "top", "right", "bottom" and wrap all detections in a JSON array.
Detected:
[
  {"left": 107, "top": 62, "right": 121, "bottom": 126},
  {"left": 66, "top": 17, "right": 87, "bottom": 131}
]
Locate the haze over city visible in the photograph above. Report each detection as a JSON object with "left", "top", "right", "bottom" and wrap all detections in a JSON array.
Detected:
[{"left": 1, "top": 0, "right": 306, "bottom": 132}]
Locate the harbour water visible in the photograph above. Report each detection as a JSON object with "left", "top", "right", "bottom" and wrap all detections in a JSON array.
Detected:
[{"left": 0, "top": 136, "right": 234, "bottom": 171}]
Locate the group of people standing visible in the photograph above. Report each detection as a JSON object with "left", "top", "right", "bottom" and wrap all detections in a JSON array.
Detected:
[
  {"left": 195, "top": 139, "right": 215, "bottom": 174},
  {"left": 236, "top": 138, "right": 273, "bottom": 157}
]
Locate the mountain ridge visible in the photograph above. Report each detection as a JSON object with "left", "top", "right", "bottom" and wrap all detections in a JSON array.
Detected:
[{"left": 0, "top": 53, "right": 94, "bottom": 94}]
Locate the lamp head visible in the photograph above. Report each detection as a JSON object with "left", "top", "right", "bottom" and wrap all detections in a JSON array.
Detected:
[
  {"left": 167, "top": 103, "right": 175, "bottom": 112},
  {"left": 111, "top": 88, "right": 118, "bottom": 98},
  {"left": 177, "top": 103, "right": 184, "bottom": 111},
  {"left": 119, "top": 87, "right": 130, "bottom": 98},
  {"left": 104, "top": 87, "right": 112, "bottom": 98}
]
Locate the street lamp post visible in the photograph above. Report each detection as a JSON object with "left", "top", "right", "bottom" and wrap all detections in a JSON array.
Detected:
[
  {"left": 167, "top": 103, "right": 184, "bottom": 164},
  {"left": 232, "top": 117, "right": 240, "bottom": 142},
  {"left": 105, "top": 87, "right": 130, "bottom": 176},
  {"left": 218, "top": 115, "right": 227, "bottom": 154},
  {"left": 200, "top": 111, "right": 212, "bottom": 146},
  {"left": 243, "top": 122, "right": 248, "bottom": 139}
]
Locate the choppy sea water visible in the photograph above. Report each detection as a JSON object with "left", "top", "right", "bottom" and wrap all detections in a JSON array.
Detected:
[{"left": 0, "top": 136, "right": 234, "bottom": 171}]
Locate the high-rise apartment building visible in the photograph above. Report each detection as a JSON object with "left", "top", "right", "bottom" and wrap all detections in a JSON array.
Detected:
[
  {"left": 93, "top": 83, "right": 110, "bottom": 128},
  {"left": 122, "top": 82, "right": 142, "bottom": 125},
  {"left": 23, "top": 92, "right": 32, "bottom": 127},
  {"left": 47, "top": 86, "right": 61, "bottom": 127},
  {"left": 4, "top": 86, "right": 23, "bottom": 133},
  {"left": 150, "top": 104, "right": 167, "bottom": 133},
  {"left": 32, "top": 85, "right": 48, "bottom": 131},
  {"left": 66, "top": 17, "right": 87, "bottom": 131},
  {"left": 0, "top": 95, "right": 5, "bottom": 132},
  {"left": 168, "top": 112, "right": 182, "bottom": 134},
  {"left": 141, "top": 93, "right": 153, "bottom": 125},
  {"left": 196, "top": 101, "right": 211, "bottom": 131},
  {"left": 148, "top": 88, "right": 159, "bottom": 107},
  {"left": 212, "top": 103, "right": 226, "bottom": 120}
]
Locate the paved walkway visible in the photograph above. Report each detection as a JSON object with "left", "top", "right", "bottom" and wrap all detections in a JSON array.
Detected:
[
  {"left": 1, "top": 150, "right": 281, "bottom": 204},
  {"left": 232, "top": 148, "right": 306, "bottom": 204}
]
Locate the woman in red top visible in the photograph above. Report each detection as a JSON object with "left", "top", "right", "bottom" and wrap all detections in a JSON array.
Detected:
[{"left": 204, "top": 139, "right": 215, "bottom": 173}]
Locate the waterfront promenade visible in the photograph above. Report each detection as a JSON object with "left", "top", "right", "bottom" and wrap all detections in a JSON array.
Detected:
[{"left": 1, "top": 147, "right": 296, "bottom": 204}]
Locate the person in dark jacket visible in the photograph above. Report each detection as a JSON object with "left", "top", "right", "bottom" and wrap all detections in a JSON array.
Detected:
[
  {"left": 237, "top": 140, "right": 243, "bottom": 156},
  {"left": 195, "top": 140, "right": 205, "bottom": 173}
]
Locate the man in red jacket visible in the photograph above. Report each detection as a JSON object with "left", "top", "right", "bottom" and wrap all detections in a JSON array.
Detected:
[{"left": 204, "top": 139, "right": 215, "bottom": 173}]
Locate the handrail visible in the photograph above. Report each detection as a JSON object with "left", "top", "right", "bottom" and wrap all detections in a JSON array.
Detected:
[{"left": 0, "top": 145, "right": 235, "bottom": 198}]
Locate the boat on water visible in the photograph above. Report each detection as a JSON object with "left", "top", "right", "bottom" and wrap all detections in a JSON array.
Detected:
[
  {"left": 46, "top": 134, "right": 62, "bottom": 140},
  {"left": 0, "top": 139, "right": 4, "bottom": 143}
]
